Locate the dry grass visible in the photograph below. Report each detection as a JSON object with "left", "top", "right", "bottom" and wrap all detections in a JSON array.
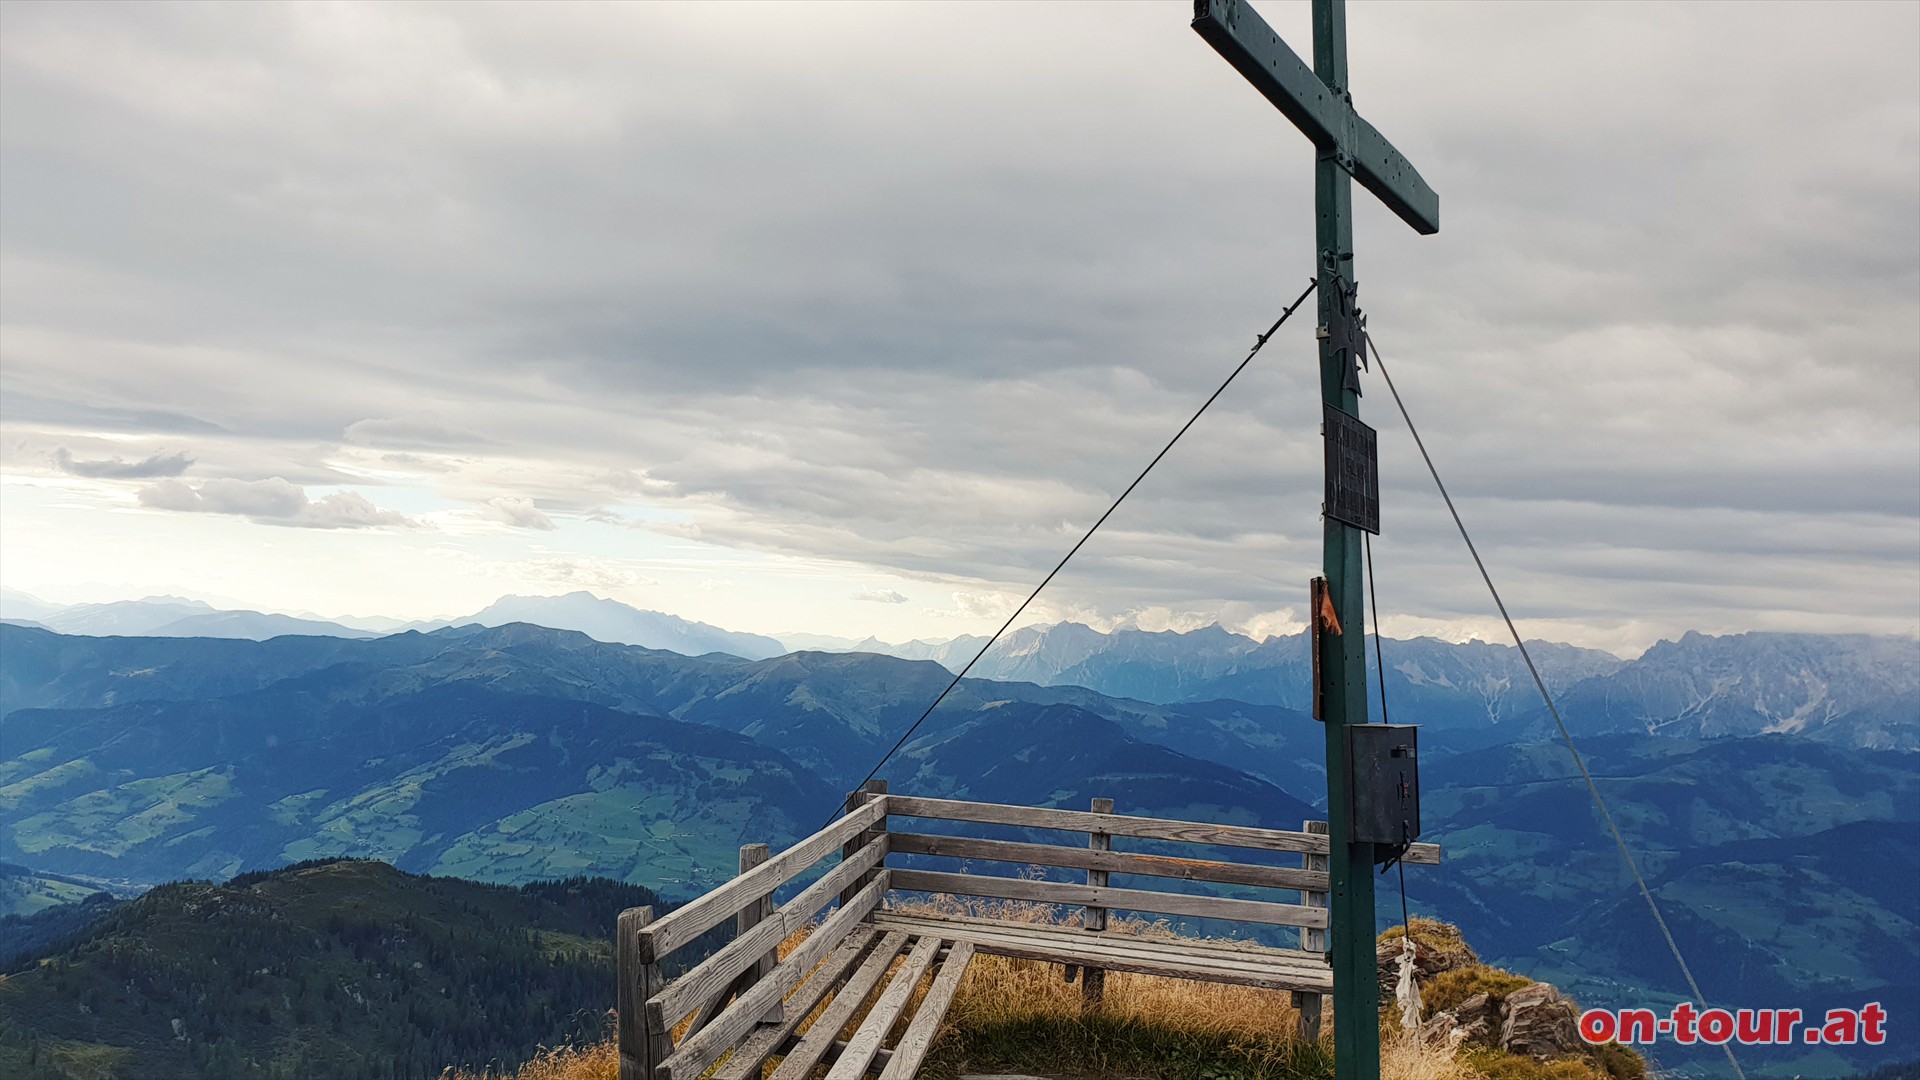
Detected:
[
  {"left": 1384, "top": 1030, "right": 1488, "bottom": 1080},
  {"left": 1460, "top": 1047, "right": 1617, "bottom": 1080},
  {"left": 445, "top": 1026, "right": 1491, "bottom": 1080},
  {"left": 898, "top": 883, "right": 1305, "bottom": 1037},
  {"left": 901, "top": 893, "right": 1307, "bottom": 1048},
  {"left": 439, "top": 1039, "right": 617, "bottom": 1080},
  {"left": 887, "top": 894, "right": 1489, "bottom": 1079},
  {"left": 953, "top": 949, "right": 1307, "bottom": 1043}
]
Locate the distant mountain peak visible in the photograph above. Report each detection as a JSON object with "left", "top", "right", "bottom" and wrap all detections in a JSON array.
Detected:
[
  {"left": 513, "top": 589, "right": 613, "bottom": 606},
  {"left": 456, "top": 593, "right": 785, "bottom": 660}
]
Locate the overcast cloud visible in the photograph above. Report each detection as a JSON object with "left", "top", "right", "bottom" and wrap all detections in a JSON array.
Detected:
[
  {"left": 52, "top": 446, "right": 192, "bottom": 479},
  {"left": 1, "top": 1, "right": 1915, "bottom": 653},
  {"left": 136, "top": 476, "right": 415, "bottom": 529}
]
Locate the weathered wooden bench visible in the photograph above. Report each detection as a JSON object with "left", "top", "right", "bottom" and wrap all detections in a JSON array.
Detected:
[{"left": 617, "top": 782, "right": 1439, "bottom": 1080}]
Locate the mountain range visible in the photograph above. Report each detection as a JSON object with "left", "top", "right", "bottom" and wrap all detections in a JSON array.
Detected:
[
  {"left": 830, "top": 622, "right": 1919, "bottom": 752},
  {"left": 0, "top": 623, "right": 1318, "bottom": 896},
  {"left": 8, "top": 587, "right": 1913, "bottom": 752},
  {"left": 1, "top": 614, "right": 1916, "bottom": 1075}
]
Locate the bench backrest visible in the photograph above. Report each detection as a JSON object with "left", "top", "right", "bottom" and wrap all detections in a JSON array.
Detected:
[{"left": 881, "top": 793, "right": 1436, "bottom": 935}]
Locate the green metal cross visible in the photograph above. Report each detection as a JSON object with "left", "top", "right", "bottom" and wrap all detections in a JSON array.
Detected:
[{"left": 1191, "top": 1, "right": 1439, "bottom": 1076}]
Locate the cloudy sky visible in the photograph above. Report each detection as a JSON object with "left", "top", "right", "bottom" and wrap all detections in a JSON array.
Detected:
[{"left": 1, "top": 0, "right": 1915, "bottom": 656}]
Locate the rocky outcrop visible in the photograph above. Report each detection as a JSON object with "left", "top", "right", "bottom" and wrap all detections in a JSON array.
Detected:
[
  {"left": 1499, "top": 982, "right": 1583, "bottom": 1059},
  {"left": 1418, "top": 980, "right": 1586, "bottom": 1062},
  {"left": 1381, "top": 920, "right": 1638, "bottom": 1075},
  {"left": 1420, "top": 990, "right": 1501, "bottom": 1048}
]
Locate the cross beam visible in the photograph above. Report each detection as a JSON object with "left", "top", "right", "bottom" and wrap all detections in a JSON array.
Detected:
[
  {"left": 1193, "top": 0, "right": 1438, "bottom": 235},
  {"left": 1191, "top": 3, "right": 1439, "bottom": 1079}
]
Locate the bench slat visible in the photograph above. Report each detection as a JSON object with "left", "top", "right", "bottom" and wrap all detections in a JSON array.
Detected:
[
  {"left": 888, "top": 795, "right": 1439, "bottom": 863},
  {"left": 824, "top": 935, "right": 944, "bottom": 1079},
  {"left": 642, "top": 797, "right": 889, "bottom": 963},
  {"left": 872, "top": 912, "right": 1332, "bottom": 993},
  {"left": 890, "top": 831, "right": 1331, "bottom": 892},
  {"left": 766, "top": 931, "right": 911, "bottom": 1080},
  {"left": 872, "top": 912, "right": 1329, "bottom": 976},
  {"left": 658, "top": 873, "right": 888, "bottom": 1080},
  {"left": 879, "top": 909, "right": 1326, "bottom": 970},
  {"left": 888, "top": 795, "right": 1324, "bottom": 854},
  {"left": 709, "top": 926, "right": 880, "bottom": 1080},
  {"left": 877, "top": 941, "right": 974, "bottom": 1080},
  {"left": 889, "top": 868, "right": 1329, "bottom": 930}
]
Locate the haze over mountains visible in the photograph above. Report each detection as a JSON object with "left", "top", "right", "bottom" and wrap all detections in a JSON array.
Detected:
[
  {"left": 0, "top": 593, "right": 379, "bottom": 640},
  {"left": 0, "top": 588, "right": 782, "bottom": 658},
  {"left": 7, "top": 586, "right": 1913, "bottom": 751}
]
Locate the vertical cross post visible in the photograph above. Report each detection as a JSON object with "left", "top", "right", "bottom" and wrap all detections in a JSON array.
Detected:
[
  {"left": 1192, "top": 2, "right": 1438, "bottom": 1074},
  {"left": 1312, "top": 5, "right": 1377, "bottom": 1073},
  {"left": 1313, "top": 0, "right": 1374, "bottom": 1060}
]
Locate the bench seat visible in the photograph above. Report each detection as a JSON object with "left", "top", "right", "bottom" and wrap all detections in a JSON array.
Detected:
[{"left": 871, "top": 909, "right": 1333, "bottom": 995}]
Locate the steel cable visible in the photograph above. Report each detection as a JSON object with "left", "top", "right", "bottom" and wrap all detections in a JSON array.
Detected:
[
  {"left": 827, "top": 280, "right": 1320, "bottom": 825},
  {"left": 1366, "top": 329, "right": 1745, "bottom": 1080}
]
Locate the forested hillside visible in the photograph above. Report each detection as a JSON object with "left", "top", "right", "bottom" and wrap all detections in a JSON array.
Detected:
[{"left": 0, "top": 860, "right": 675, "bottom": 1080}]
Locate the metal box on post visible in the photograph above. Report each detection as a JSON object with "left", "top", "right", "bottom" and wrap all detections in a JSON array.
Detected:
[{"left": 1348, "top": 724, "right": 1420, "bottom": 855}]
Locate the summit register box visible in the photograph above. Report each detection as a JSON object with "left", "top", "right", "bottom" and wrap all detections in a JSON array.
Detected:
[{"left": 1348, "top": 724, "right": 1420, "bottom": 855}]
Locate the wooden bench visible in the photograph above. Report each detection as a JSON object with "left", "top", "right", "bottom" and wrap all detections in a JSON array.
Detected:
[{"left": 617, "top": 783, "right": 1439, "bottom": 1080}]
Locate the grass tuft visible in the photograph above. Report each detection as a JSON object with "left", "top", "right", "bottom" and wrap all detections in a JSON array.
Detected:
[
  {"left": 1459, "top": 1046, "right": 1613, "bottom": 1080},
  {"left": 1421, "top": 966, "right": 1534, "bottom": 1015}
]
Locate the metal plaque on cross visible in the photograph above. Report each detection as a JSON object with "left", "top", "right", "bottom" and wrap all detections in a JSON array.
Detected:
[{"left": 1323, "top": 402, "right": 1378, "bottom": 534}]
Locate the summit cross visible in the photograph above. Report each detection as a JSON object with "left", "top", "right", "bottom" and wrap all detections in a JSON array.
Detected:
[{"left": 1191, "top": 1, "right": 1440, "bottom": 1077}]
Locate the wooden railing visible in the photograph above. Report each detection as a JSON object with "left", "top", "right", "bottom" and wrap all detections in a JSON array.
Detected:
[{"left": 617, "top": 786, "right": 1439, "bottom": 1079}]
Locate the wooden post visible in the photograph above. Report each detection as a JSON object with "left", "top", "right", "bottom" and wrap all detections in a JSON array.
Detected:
[
  {"left": 738, "top": 842, "right": 783, "bottom": 1023},
  {"left": 1081, "top": 796, "right": 1113, "bottom": 1009},
  {"left": 618, "top": 906, "right": 666, "bottom": 1080},
  {"left": 839, "top": 779, "right": 887, "bottom": 908},
  {"left": 1292, "top": 819, "right": 1329, "bottom": 1043}
]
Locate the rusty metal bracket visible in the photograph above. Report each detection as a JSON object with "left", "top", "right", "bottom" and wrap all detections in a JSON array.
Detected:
[{"left": 1311, "top": 576, "right": 1342, "bottom": 721}]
